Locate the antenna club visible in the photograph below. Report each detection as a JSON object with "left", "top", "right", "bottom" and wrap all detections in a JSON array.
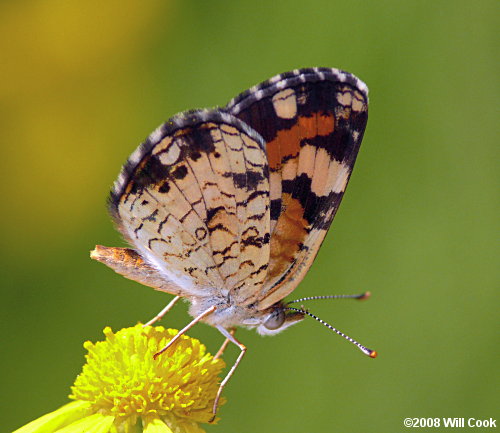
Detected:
[
  {"left": 358, "top": 291, "right": 371, "bottom": 300},
  {"left": 369, "top": 350, "right": 378, "bottom": 358}
]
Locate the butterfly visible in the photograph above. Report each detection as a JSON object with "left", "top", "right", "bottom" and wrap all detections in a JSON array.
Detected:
[{"left": 91, "top": 67, "right": 375, "bottom": 418}]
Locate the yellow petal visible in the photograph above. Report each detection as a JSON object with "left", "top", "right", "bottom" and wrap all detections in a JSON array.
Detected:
[
  {"left": 13, "top": 401, "right": 91, "bottom": 433},
  {"left": 142, "top": 416, "right": 174, "bottom": 433},
  {"left": 55, "top": 413, "right": 115, "bottom": 433}
]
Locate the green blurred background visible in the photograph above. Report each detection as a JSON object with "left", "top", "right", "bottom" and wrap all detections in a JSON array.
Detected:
[{"left": 2, "top": 1, "right": 498, "bottom": 432}]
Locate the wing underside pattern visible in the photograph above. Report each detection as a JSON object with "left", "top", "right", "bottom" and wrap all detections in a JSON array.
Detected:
[
  {"left": 104, "top": 69, "right": 368, "bottom": 311},
  {"left": 109, "top": 110, "right": 271, "bottom": 302},
  {"left": 227, "top": 68, "right": 368, "bottom": 309}
]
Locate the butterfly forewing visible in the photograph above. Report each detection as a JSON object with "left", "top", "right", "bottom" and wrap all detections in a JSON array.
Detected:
[
  {"left": 226, "top": 68, "right": 368, "bottom": 309},
  {"left": 109, "top": 110, "right": 271, "bottom": 300}
]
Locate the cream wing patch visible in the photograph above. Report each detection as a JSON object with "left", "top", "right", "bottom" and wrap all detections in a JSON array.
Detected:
[{"left": 272, "top": 88, "right": 298, "bottom": 119}]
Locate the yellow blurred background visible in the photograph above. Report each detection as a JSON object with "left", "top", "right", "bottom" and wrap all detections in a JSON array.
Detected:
[{"left": 2, "top": 1, "right": 498, "bottom": 432}]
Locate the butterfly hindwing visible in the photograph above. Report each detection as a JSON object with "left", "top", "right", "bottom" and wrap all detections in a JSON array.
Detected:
[
  {"left": 109, "top": 110, "right": 271, "bottom": 301},
  {"left": 226, "top": 68, "right": 368, "bottom": 309}
]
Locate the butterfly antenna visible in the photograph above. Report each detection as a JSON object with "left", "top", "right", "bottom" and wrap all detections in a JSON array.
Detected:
[
  {"left": 287, "top": 291, "right": 371, "bottom": 304},
  {"left": 285, "top": 306, "right": 377, "bottom": 358}
]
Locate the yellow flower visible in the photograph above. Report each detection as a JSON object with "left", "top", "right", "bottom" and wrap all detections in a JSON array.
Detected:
[{"left": 14, "top": 324, "right": 226, "bottom": 433}]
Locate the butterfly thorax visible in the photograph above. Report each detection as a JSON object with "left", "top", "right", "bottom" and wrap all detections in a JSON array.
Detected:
[{"left": 188, "top": 296, "right": 305, "bottom": 335}]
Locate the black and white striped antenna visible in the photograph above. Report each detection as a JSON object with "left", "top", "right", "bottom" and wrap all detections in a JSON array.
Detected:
[
  {"left": 287, "top": 291, "right": 371, "bottom": 304},
  {"left": 285, "top": 306, "right": 377, "bottom": 358}
]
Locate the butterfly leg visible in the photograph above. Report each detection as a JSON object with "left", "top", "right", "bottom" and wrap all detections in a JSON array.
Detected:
[
  {"left": 214, "top": 327, "right": 236, "bottom": 360},
  {"left": 153, "top": 305, "right": 216, "bottom": 359},
  {"left": 211, "top": 325, "right": 247, "bottom": 421},
  {"left": 143, "top": 295, "right": 181, "bottom": 327}
]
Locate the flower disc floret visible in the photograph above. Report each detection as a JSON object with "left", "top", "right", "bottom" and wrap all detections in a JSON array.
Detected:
[{"left": 71, "top": 325, "right": 225, "bottom": 428}]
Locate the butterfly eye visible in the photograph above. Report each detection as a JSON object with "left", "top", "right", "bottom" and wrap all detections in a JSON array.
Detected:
[{"left": 263, "top": 308, "right": 285, "bottom": 330}]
